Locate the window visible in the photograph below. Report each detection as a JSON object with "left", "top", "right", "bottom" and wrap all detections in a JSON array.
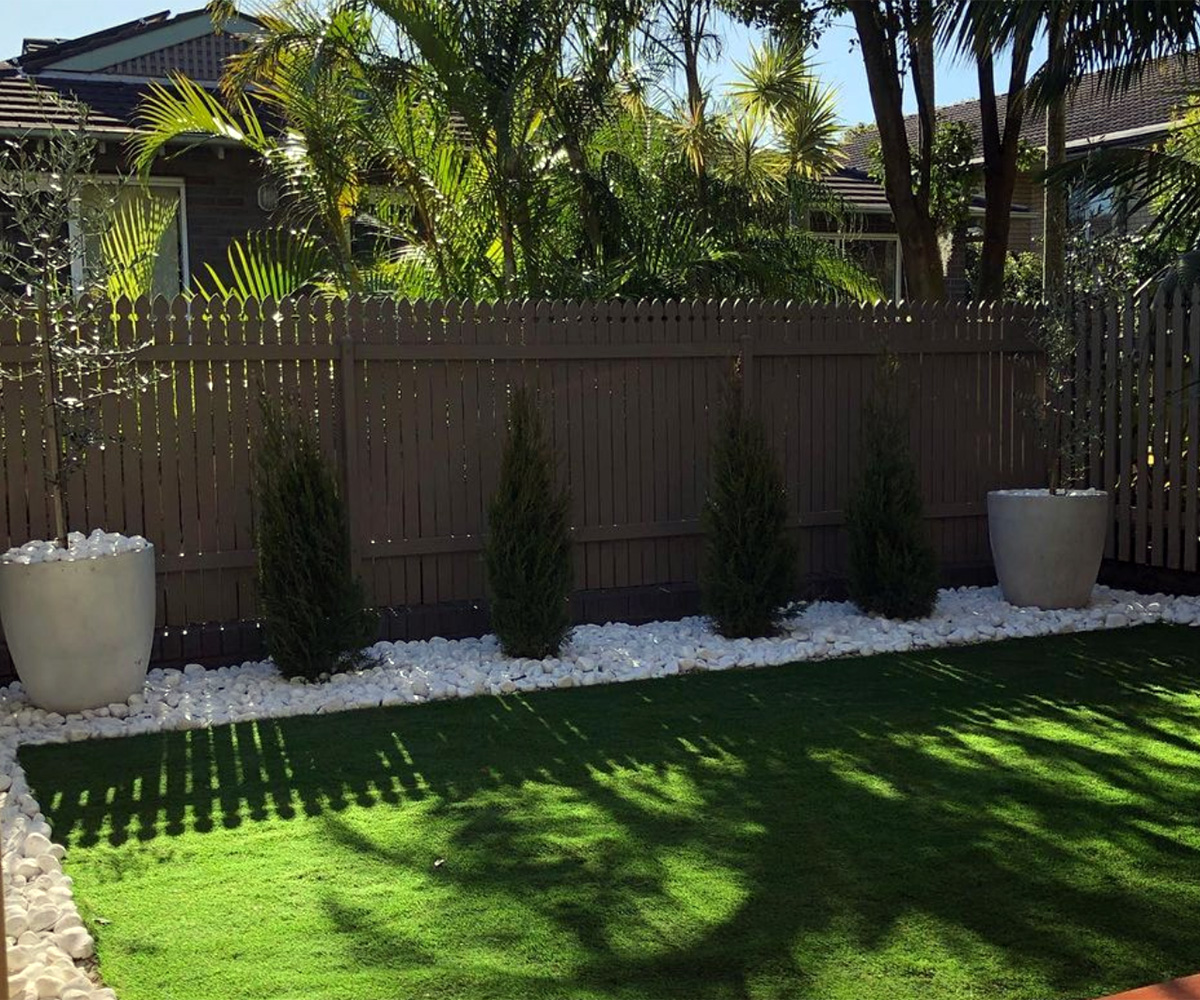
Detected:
[
  {"left": 70, "top": 178, "right": 188, "bottom": 298},
  {"left": 1068, "top": 182, "right": 1129, "bottom": 238},
  {"left": 813, "top": 233, "right": 903, "bottom": 301}
]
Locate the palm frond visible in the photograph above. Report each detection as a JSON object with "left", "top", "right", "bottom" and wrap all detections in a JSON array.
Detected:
[
  {"left": 129, "top": 73, "right": 267, "bottom": 173},
  {"left": 716, "top": 115, "right": 787, "bottom": 204},
  {"left": 191, "top": 229, "right": 331, "bottom": 303},
  {"left": 100, "top": 190, "right": 180, "bottom": 301},
  {"left": 727, "top": 37, "right": 816, "bottom": 128}
]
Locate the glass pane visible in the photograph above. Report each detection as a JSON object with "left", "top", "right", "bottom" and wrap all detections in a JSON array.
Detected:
[
  {"left": 78, "top": 183, "right": 182, "bottom": 298},
  {"left": 841, "top": 239, "right": 898, "bottom": 299}
]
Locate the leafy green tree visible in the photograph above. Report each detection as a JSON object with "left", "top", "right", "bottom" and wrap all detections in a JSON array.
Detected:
[
  {"left": 0, "top": 94, "right": 175, "bottom": 539},
  {"left": 846, "top": 359, "right": 938, "bottom": 620},
  {"left": 484, "top": 387, "right": 574, "bottom": 659},
  {"left": 134, "top": 0, "right": 877, "bottom": 304},
  {"left": 943, "top": 0, "right": 1200, "bottom": 299},
  {"left": 254, "top": 395, "right": 377, "bottom": 680},
  {"left": 867, "top": 118, "right": 976, "bottom": 269},
  {"left": 701, "top": 378, "right": 795, "bottom": 638}
]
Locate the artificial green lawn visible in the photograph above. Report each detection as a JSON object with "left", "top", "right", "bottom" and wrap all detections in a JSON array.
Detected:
[{"left": 21, "top": 625, "right": 1200, "bottom": 1000}]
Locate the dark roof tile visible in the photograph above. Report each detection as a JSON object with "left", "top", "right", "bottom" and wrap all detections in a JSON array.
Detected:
[
  {"left": 841, "top": 54, "right": 1199, "bottom": 172},
  {"left": 0, "top": 70, "right": 155, "bottom": 134}
]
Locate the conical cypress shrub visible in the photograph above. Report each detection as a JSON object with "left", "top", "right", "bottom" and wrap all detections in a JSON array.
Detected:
[
  {"left": 484, "top": 386, "right": 573, "bottom": 659},
  {"left": 845, "top": 360, "right": 939, "bottom": 620},
  {"left": 701, "top": 379, "right": 796, "bottom": 638},
  {"left": 254, "top": 394, "right": 377, "bottom": 680}
]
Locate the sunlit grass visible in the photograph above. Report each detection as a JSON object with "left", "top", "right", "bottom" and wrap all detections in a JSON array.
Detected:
[{"left": 21, "top": 625, "right": 1200, "bottom": 1000}]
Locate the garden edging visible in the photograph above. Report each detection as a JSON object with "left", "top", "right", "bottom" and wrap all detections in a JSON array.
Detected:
[{"left": 2, "top": 584, "right": 1199, "bottom": 1000}]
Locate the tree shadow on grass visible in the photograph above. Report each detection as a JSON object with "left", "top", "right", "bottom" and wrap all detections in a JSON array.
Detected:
[{"left": 20, "top": 625, "right": 1200, "bottom": 1000}]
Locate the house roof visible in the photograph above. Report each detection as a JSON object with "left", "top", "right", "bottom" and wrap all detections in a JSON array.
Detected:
[
  {"left": 0, "top": 72, "right": 153, "bottom": 135},
  {"left": 0, "top": 8, "right": 256, "bottom": 137},
  {"left": 824, "top": 168, "right": 893, "bottom": 214},
  {"left": 13, "top": 11, "right": 178, "bottom": 72},
  {"left": 20, "top": 40, "right": 68, "bottom": 58},
  {"left": 825, "top": 166, "right": 1029, "bottom": 219},
  {"left": 841, "top": 54, "right": 1200, "bottom": 172}
]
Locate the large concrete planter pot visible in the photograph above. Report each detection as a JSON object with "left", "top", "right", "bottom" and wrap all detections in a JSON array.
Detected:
[
  {"left": 0, "top": 545, "right": 155, "bottom": 713},
  {"left": 987, "top": 490, "right": 1110, "bottom": 609}
]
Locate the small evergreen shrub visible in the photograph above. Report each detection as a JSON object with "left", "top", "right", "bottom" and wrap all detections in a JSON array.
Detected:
[
  {"left": 701, "top": 381, "right": 796, "bottom": 638},
  {"left": 846, "top": 360, "right": 939, "bottom": 620},
  {"left": 254, "top": 395, "right": 377, "bottom": 680},
  {"left": 484, "top": 387, "right": 573, "bottom": 659}
]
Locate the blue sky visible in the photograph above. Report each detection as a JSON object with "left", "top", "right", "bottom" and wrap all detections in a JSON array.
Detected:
[{"left": 3, "top": 2, "right": 1046, "bottom": 130}]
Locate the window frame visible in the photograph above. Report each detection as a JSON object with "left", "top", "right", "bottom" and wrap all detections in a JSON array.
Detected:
[
  {"left": 67, "top": 174, "right": 191, "bottom": 297},
  {"left": 811, "top": 231, "right": 904, "bottom": 301}
]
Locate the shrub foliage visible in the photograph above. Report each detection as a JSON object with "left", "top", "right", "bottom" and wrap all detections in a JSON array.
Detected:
[
  {"left": 484, "top": 387, "right": 573, "bottom": 659},
  {"left": 846, "top": 361, "right": 939, "bottom": 620},
  {"left": 254, "top": 395, "right": 377, "bottom": 680},
  {"left": 702, "top": 380, "right": 796, "bottom": 638}
]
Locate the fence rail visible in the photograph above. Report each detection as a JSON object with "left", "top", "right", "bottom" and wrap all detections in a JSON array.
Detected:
[{"left": 0, "top": 297, "right": 1045, "bottom": 633}]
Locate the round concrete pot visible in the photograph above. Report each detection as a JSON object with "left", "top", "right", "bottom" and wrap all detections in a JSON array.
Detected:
[
  {"left": 987, "top": 490, "right": 1110, "bottom": 609},
  {"left": 0, "top": 545, "right": 155, "bottom": 713}
]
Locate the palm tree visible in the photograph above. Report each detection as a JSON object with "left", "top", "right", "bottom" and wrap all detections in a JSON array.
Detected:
[
  {"left": 941, "top": 0, "right": 1200, "bottom": 300},
  {"left": 132, "top": 0, "right": 875, "bottom": 304},
  {"left": 726, "top": 37, "right": 844, "bottom": 183}
]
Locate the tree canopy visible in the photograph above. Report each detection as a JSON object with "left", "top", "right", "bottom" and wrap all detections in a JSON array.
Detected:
[{"left": 130, "top": 0, "right": 878, "bottom": 304}]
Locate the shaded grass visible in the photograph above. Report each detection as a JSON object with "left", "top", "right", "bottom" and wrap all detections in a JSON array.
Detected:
[{"left": 20, "top": 625, "right": 1200, "bottom": 1000}]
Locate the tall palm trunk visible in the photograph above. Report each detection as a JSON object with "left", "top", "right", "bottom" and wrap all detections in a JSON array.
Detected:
[
  {"left": 1043, "top": 5, "right": 1068, "bottom": 299},
  {"left": 498, "top": 206, "right": 518, "bottom": 293},
  {"left": 36, "top": 283, "right": 66, "bottom": 543},
  {"left": 564, "top": 138, "right": 605, "bottom": 264}
]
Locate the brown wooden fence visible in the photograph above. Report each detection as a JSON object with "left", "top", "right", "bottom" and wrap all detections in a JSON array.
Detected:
[
  {"left": 1075, "top": 286, "right": 1200, "bottom": 573},
  {"left": 0, "top": 297, "right": 1044, "bottom": 646}
]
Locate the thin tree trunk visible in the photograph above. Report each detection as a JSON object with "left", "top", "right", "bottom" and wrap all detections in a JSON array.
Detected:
[
  {"left": 678, "top": 0, "right": 709, "bottom": 204},
  {"left": 909, "top": 0, "right": 936, "bottom": 207},
  {"left": 514, "top": 192, "right": 539, "bottom": 295},
  {"left": 1043, "top": 7, "right": 1068, "bottom": 299},
  {"left": 847, "top": 0, "right": 945, "bottom": 300},
  {"left": 498, "top": 207, "right": 518, "bottom": 293},
  {"left": 36, "top": 285, "right": 66, "bottom": 542}
]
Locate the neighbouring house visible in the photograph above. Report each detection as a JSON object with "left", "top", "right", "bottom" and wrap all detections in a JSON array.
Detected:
[
  {"left": 0, "top": 8, "right": 272, "bottom": 297},
  {"left": 828, "top": 55, "right": 1199, "bottom": 299}
]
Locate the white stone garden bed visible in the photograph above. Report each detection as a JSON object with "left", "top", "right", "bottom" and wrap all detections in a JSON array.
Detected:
[{"left": 1, "top": 584, "right": 1198, "bottom": 1000}]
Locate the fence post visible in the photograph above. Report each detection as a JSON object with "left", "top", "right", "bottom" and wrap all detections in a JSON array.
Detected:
[{"left": 337, "top": 316, "right": 362, "bottom": 576}]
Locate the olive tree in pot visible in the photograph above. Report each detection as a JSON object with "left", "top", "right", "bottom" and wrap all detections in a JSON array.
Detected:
[
  {"left": 988, "top": 276, "right": 1108, "bottom": 610},
  {"left": 0, "top": 104, "right": 174, "bottom": 712}
]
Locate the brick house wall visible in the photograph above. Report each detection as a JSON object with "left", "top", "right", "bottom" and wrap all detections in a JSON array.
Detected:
[{"left": 168, "top": 148, "right": 273, "bottom": 284}]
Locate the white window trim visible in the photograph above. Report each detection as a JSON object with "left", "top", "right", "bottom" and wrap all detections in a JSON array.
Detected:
[
  {"left": 67, "top": 174, "right": 190, "bottom": 297},
  {"left": 812, "top": 231, "right": 904, "bottom": 301}
]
